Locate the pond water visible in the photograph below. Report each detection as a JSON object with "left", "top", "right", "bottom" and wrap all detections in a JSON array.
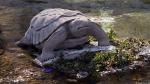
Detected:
[
  {"left": 113, "top": 11, "right": 150, "bottom": 40},
  {"left": 0, "top": 1, "right": 150, "bottom": 83},
  {"left": 107, "top": 13, "right": 150, "bottom": 84},
  {"left": 88, "top": 9, "right": 150, "bottom": 84},
  {"left": 88, "top": 9, "right": 150, "bottom": 40}
]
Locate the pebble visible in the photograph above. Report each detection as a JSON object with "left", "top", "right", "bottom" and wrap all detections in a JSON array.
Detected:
[
  {"left": 66, "top": 79, "right": 78, "bottom": 83},
  {"left": 76, "top": 71, "right": 89, "bottom": 79},
  {"left": 13, "top": 76, "right": 25, "bottom": 83},
  {"left": 0, "top": 79, "right": 3, "bottom": 83},
  {"left": 42, "top": 67, "right": 54, "bottom": 73}
]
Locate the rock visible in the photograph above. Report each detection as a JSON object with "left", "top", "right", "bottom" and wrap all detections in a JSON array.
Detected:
[
  {"left": 62, "top": 45, "right": 116, "bottom": 60},
  {"left": 42, "top": 67, "right": 54, "bottom": 73},
  {"left": 66, "top": 79, "right": 78, "bottom": 83},
  {"left": 32, "top": 44, "right": 116, "bottom": 61},
  {"left": 138, "top": 46, "right": 150, "bottom": 56},
  {"left": 0, "top": 79, "right": 3, "bottom": 83},
  {"left": 76, "top": 71, "right": 89, "bottom": 79},
  {"left": 13, "top": 76, "right": 25, "bottom": 83},
  {"left": 137, "top": 46, "right": 150, "bottom": 62},
  {"left": 132, "top": 61, "right": 145, "bottom": 67}
]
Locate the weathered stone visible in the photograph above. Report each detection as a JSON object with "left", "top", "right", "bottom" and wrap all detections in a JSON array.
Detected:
[
  {"left": 76, "top": 71, "right": 89, "bottom": 79},
  {"left": 138, "top": 46, "right": 150, "bottom": 56},
  {"left": 17, "top": 8, "right": 110, "bottom": 66},
  {"left": 62, "top": 45, "right": 116, "bottom": 60}
]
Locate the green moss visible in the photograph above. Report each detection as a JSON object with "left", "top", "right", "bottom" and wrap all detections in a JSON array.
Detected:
[
  {"left": 89, "top": 36, "right": 96, "bottom": 42},
  {"left": 108, "top": 29, "right": 117, "bottom": 41},
  {"left": 52, "top": 36, "right": 149, "bottom": 80}
]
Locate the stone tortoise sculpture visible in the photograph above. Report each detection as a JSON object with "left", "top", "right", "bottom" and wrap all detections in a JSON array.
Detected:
[{"left": 16, "top": 8, "right": 110, "bottom": 66}]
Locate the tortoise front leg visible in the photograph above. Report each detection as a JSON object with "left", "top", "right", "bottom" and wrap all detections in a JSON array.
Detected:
[{"left": 35, "top": 26, "right": 67, "bottom": 66}]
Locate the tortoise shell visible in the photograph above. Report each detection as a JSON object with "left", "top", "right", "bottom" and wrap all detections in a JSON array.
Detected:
[{"left": 24, "top": 8, "right": 88, "bottom": 45}]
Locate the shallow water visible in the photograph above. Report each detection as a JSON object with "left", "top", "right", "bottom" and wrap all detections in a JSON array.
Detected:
[
  {"left": 110, "top": 13, "right": 150, "bottom": 83},
  {"left": 0, "top": 1, "right": 150, "bottom": 83},
  {"left": 113, "top": 11, "right": 150, "bottom": 40},
  {"left": 88, "top": 9, "right": 150, "bottom": 40},
  {"left": 88, "top": 9, "right": 150, "bottom": 84}
]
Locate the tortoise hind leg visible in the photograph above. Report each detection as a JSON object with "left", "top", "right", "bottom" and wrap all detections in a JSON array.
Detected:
[
  {"left": 16, "top": 39, "right": 42, "bottom": 58},
  {"left": 34, "top": 26, "right": 67, "bottom": 66}
]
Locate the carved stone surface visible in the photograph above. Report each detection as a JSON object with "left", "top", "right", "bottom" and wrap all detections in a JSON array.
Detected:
[
  {"left": 16, "top": 8, "right": 110, "bottom": 66},
  {"left": 62, "top": 44, "right": 116, "bottom": 60}
]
